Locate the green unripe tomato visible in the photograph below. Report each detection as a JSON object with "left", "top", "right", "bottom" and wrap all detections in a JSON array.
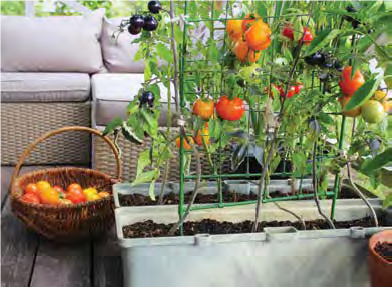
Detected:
[{"left": 361, "top": 100, "right": 386, "bottom": 124}]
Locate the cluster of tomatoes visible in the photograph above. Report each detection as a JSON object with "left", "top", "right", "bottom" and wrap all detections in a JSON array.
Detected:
[
  {"left": 126, "top": 1, "right": 161, "bottom": 35},
  {"left": 282, "top": 23, "right": 313, "bottom": 45},
  {"left": 20, "top": 181, "right": 110, "bottom": 205},
  {"left": 226, "top": 14, "right": 272, "bottom": 63},
  {"left": 339, "top": 66, "right": 388, "bottom": 123},
  {"left": 272, "top": 83, "right": 303, "bottom": 99}
]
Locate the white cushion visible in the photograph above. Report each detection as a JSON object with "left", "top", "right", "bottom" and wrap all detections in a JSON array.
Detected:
[
  {"left": 1, "top": 10, "right": 104, "bottom": 73},
  {"left": 100, "top": 18, "right": 145, "bottom": 73},
  {"left": 1, "top": 72, "right": 90, "bottom": 102},
  {"left": 92, "top": 73, "right": 175, "bottom": 126}
]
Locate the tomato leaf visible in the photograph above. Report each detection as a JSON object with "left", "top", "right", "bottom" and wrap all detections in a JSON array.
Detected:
[
  {"left": 103, "top": 117, "right": 123, "bottom": 136},
  {"left": 361, "top": 148, "right": 392, "bottom": 174},
  {"left": 122, "top": 122, "right": 143, "bottom": 144},
  {"left": 136, "top": 149, "right": 151, "bottom": 176},
  {"left": 155, "top": 43, "right": 172, "bottom": 63},
  {"left": 304, "top": 29, "right": 341, "bottom": 56},
  {"left": 344, "top": 78, "right": 381, "bottom": 111},
  {"left": 131, "top": 170, "right": 159, "bottom": 187}
]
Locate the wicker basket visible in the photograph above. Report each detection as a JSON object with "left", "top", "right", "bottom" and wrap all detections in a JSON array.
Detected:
[{"left": 10, "top": 126, "right": 122, "bottom": 242}]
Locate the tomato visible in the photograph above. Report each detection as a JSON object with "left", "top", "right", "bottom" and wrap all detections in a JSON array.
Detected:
[
  {"left": 196, "top": 124, "right": 210, "bottom": 146},
  {"left": 298, "top": 27, "right": 313, "bottom": 45},
  {"left": 67, "top": 183, "right": 82, "bottom": 193},
  {"left": 53, "top": 185, "right": 64, "bottom": 193},
  {"left": 339, "top": 66, "right": 365, "bottom": 96},
  {"left": 83, "top": 187, "right": 98, "bottom": 196},
  {"left": 98, "top": 191, "right": 111, "bottom": 198},
  {"left": 175, "top": 136, "right": 194, "bottom": 150},
  {"left": 361, "top": 100, "right": 386, "bottom": 124},
  {"left": 193, "top": 99, "right": 214, "bottom": 120},
  {"left": 215, "top": 95, "right": 245, "bottom": 121},
  {"left": 226, "top": 19, "right": 243, "bottom": 41},
  {"left": 242, "top": 13, "right": 258, "bottom": 32},
  {"left": 383, "top": 101, "right": 391, "bottom": 112},
  {"left": 245, "top": 20, "right": 272, "bottom": 51},
  {"left": 66, "top": 188, "right": 86, "bottom": 204},
  {"left": 37, "top": 181, "right": 51, "bottom": 193},
  {"left": 373, "top": 90, "right": 387, "bottom": 101},
  {"left": 339, "top": 96, "right": 361, "bottom": 117},
  {"left": 282, "top": 23, "right": 294, "bottom": 40},
  {"left": 25, "top": 183, "right": 39, "bottom": 196},
  {"left": 21, "top": 193, "right": 40, "bottom": 204},
  {"left": 39, "top": 189, "right": 60, "bottom": 205},
  {"left": 232, "top": 39, "right": 248, "bottom": 61},
  {"left": 275, "top": 84, "right": 302, "bottom": 99},
  {"left": 86, "top": 192, "right": 101, "bottom": 202},
  {"left": 293, "top": 83, "right": 303, "bottom": 94}
]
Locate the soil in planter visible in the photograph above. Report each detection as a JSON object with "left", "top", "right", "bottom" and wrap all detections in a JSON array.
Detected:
[
  {"left": 123, "top": 216, "right": 386, "bottom": 238},
  {"left": 119, "top": 186, "right": 363, "bottom": 207},
  {"left": 374, "top": 241, "right": 392, "bottom": 262}
]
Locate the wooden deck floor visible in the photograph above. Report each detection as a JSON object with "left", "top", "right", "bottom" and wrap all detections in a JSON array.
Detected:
[{"left": 1, "top": 166, "right": 123, "bottom": 287}]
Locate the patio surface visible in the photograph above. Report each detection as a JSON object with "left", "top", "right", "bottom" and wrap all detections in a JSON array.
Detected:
[{"left": 1, "top": 166, "right": 123, "bottom": 287}]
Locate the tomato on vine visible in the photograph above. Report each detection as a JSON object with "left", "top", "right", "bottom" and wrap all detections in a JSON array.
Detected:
[
  {"left": 226, "top": 19, "right": 243, "bottom": 41},
  {"left": 339, "top": 66, "right": 365, "bottom": 97},
  {"left": 175, "top": 136, "right": 194, "bottom": 150},
  {"left": 193, "top": 99, "right": 214, "bottom": 120},
  {"left": 339, "top": 96, "right": 361, "bottom": 117},
  {"left": 245, "top": 20, "right": 272, "bottom": 51},
  {"left": 299, "top": 27, "right": 313, "bottom": 45},
  {"left": 196, "top": 124, "right": 210, "bottom": 146},
  {"left": 215, "top": 95, "right": 245, "bottom": 121},
  {"left": 242, "top": 14, "right": 258, "bottom": 32},
  {"left": 282, "top": 23, "right": 294, "bottom": 40}
]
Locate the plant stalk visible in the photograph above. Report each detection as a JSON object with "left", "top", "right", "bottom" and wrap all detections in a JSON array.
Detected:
[{"left": 169, "top": 0, "right": 180, "bottom": 112}]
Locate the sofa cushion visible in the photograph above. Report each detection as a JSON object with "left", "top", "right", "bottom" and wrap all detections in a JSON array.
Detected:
[
  {"left": 100, "top": 18, "right": 145, "bottom": 73},
  {"left": 92, "top": 73, "right": 175, "bottom": 126},
  {"left": 1, "top": 10, "right": 104, "bottom": 73},
  {"left": 1, "top": 73, "right": 90, "bottom": 102}
]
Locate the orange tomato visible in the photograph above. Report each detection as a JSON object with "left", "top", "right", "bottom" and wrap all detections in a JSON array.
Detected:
[
  {"left": 21, "top": 193, "right": 40, "bottom": 204},
  {"left": 232, "top": 39, "right": 248, "bottom": 61},
  {"left": 242, "top": 13, "right": 258, "bottom": 32},
  {"left": 39, "top": 189, "right": 60, "bottom": 205},
  {"left": 37, "top": 181, "right": 51, "bottom": 193},
  {"left": 226, "top": 19, "right": 243, "bottom": 41},
  {"left": 175, "top": 136, "right": 194, "bottom": 150},
  {"left": 245, "top": 20, "right": 272, "bottom": 51},
  {"left": 196, "top": 124, "right": 210, "bottom": 146},
  {"left": 339, "top": 96, "right": 361, "bottom": 117},
  {"left": 66, "top": 188, "right": 86, "bottom": 204},
  {"left": 25, "top": 183, "right": 39, "bottom": 196},
  {"left": 98, "top": 191, "right": 111, "bottom": 198},
  {"left": 192, "top": 99, "right": 214, "bottom": 120},
  {"left": 383, "top": 101, "right": 391, "bottom": 112},
  {"left": 67, "top": 183, "right": 82, "bottom": 193},
  {"left": 339, "top": 66, "right": 365, "bottom": 97}
]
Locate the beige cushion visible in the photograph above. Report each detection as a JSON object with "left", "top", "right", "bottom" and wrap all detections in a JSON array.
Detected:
[
  {"left": 92, "top": 73, "right": 175, "bottom": 126},
  {"left": 100, "top": 18, "right": 145, "bottom": 73},
  {"left": 1, "top": 10, "right": 104, "bottom": 73},
  {"left": 1, "top": 72, "right": 90, "bottom": 102}
]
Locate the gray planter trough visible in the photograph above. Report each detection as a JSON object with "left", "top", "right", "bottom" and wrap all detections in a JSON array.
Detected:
[{"left": 114, "top": 186, "right": 391, "bottom": 287}]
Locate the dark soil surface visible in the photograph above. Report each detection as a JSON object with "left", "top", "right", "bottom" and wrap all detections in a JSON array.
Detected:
[
  {"left": 119, "top": 186, "right": 363, "bottom": 207},
  {"left": 123, "top": 216, "right": 385, "bottom": 239},
  {"left": 374, "top": 241, "right": 392, "bottom": 262}
]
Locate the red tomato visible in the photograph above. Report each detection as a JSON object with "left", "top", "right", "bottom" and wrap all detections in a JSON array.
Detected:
[
  {"left": 298, "top": 27, "right": 313, "bottom": 45},
  {"left": 215, "top": 95, "right": 245, "bottom": 121},
  {"left": 66, "top": 188, "right": 86, "bottom": 204},
  {"left": 21, "top": 193, "right": 40, "bottom": 204},
  {"left": 294, "top": 83, "right": 303, "bottom": 94},
  {"left": 282, "top": 24, "right": 294, "bottom": 40},
  {"left": 67, "top": 183, "right": 82, "bottom": 193},
  {"left": 25, "top": 183, "right": 39, "bottom": 196},
  {"left": 339, "top": 66, "right": 365, "bottom": 97},
  {"left": 53, "top": 185, "right": 64, "bottom": 193}
]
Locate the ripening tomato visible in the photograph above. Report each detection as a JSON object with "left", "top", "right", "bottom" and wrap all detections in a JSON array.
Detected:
[
  {"left": 298, "top": 27, "right": 313, "bottom": 45},
  {"left": 339, "top": 96, "right": 361, "bottom": 117},
  {"left": 339, "top": 66, "right": 365, "bottom": 96},
  {"left": 193, "top": 99, "right": 214, "bottom": 120},
  {"left": 247, "top": 49, "right": 261, "bottom": 63},
  {"left": 37, "top": 181, "right": 51, "bottom": 193},
  {"left": 245, "top": 20, "right": 272, "bottom": 51},
  {"left": 242, "top": 13, "right": 258, "bottom": 32},
  {"left": 67, "top": 183, "right": 82, "bottom": 193},
  {"left": 39, "top": 189, "right": 60, "bottom": 205},
  {"left": 25, "top": 183, "right": 39, "bottom": 196},
  {"left": 196, "top": 124, "right": 210, "bottom": 146},
  {"left": 226, "top": 19, "right": 243, "bottom": 41},
  {"left": 175, "top": 136, "right": 194, "bottom": 150},
  {"left": 21, "top": 193, "right": 40, "bottom": 204},
  {"left": 282, "top": 23, "right": 294, "bottom": 40},
  {"left": 66, "top": 187, "right": 86, "bottom": 204},
  {"left": 215, "top": 95, "right": 245, "bottom": 121}
]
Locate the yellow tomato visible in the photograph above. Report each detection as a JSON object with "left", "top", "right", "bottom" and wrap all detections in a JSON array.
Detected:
[
  {"left": 37, "top": 181, "right": 51, "bottom": 193},
  {"left": 86, "top": 193, "right": 101, "bottom": 201},
  {"left": 83, "top": 187, "right": 98, "bottom": 196},
  {"left": 373, "top": 90, "right": 387, "bottom": 101}
]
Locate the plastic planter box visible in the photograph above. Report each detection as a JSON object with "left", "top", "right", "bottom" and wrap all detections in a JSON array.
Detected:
[{"left": 114, "top": 196, "right": 391, "bottom": 287}]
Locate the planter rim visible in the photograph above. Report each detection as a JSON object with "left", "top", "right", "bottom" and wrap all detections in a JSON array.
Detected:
[{"left": 369, "top": 230, "right": 392, "bottom": 265}]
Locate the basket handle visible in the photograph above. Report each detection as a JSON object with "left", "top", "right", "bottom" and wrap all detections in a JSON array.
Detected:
[{"left": 10, "top": 126, "right": 123, "bottom": 187}]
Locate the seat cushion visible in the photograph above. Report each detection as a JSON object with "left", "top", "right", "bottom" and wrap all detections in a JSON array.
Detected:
[
  {"left": 92, "top": 73, "right": 175, "bottom": 126},
  {"left": 1, "top": 73, "right": 90, "bottom": 102}
]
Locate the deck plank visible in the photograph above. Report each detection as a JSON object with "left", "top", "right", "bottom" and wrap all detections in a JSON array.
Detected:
[
  {"left": 29, "top": 239, "right": 92, "bottom": 287},
  {"left": 93, "top": 227, "right": 123, "bottom": 287},
  {"left": 1, "top": 197, "right": 39, "bottom": 287}
]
